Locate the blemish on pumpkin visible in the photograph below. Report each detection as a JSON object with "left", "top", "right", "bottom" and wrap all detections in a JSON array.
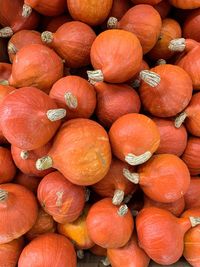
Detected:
[{"left": 56, "top": 191, "right": 64, "bottom": 207}]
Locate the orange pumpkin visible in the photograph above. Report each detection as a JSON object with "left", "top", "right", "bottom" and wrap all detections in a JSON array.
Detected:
[
  {"left": 0, "top": 147, "right": 16, "bottom": 184},
  {"left": 14, "top": 172, "right": 41, "bottom": 194},
  {"left": 169, "top": 0, "right": 200, "bottom": 9},
  {"left": 184, "top": 178, "right": 200, "bottom": 210},
  {"left": 0, "top": 84, "right": 15, "bottom": 103},
  {"left": 183, "top": 8, "right": 200, "bottom": 42},
  {"left": 131, "top": 0, "right": 162, "bottom": 4}
]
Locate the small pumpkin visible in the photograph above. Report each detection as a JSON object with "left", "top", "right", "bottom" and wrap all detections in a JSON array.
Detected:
[
  {"left": 184, "top": 177, "right": 200, "bottom": 210},
  {"left": 18, "top": 233, "right": 76, "bottom": 267},
  {"left": 183, "top": 8, "right": 200, "bottom": 42},
  {"left": 0, "top": 147, "right": 16, "bottom": 184},
  {"left": 37, "top": 171, "right": 85, "bottom": 224},
  {"left": 0, "top": 183, "right": 38, "bottom": 244},
  {"left": 169, "top": 0, "right": 200, "bottom": 9},
  {"left": 49, "top": 75, "right": 96, "bottom": 119},
  {"left": 14, "top": 172, "right": 41, "bottom": 194},
  {"left": 123, "top": 154, "right": 190, "bottom": 203},
  {"left": 36, "top": 118, "right": 112, "bottom": 186},
  {"left": 154, "top": 0, "right": 172, "bottom": 19},
  {"left": 0, "top": 84, "right": 15, "bottom": 106},
  {"left": 109, "top": 113, "right": 160, "bottom": 166},
  {"left": 86, "top": 198, "right": 134, "bottom": 248},
  {"left": 41, "top": 21, "right": 96, "bottom": 68},
  {"left": 0, "top": 87, "right": 66, "bottom": 150},
  {"left": 87, "top": 29, "right": 142, "bottom": 84}
]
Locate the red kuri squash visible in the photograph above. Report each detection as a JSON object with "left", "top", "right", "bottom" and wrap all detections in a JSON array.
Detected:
[
  {"left": 183, "top": 8, "right": 200, "bottom": 42},
  {"left": 169, "top": 0, "right": 200, "bottom": 9}
]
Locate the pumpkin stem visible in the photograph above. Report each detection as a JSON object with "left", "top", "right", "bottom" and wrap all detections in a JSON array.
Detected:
[
  {"left": 130, "top": 79, "right": 141, "bottom": 88},
  {"left": 36, "top": 156, "right": 53, "bottom": 170},
  {"left": 168, "top": 38, "right": 186, "bottom": 52},
  {"left": 8, "top": 42, "right": 18, "bottom": 56},
  {"left": 0, "top": 189, "right": 8, "bottom": 201},
  {"left": 77, "top": 250, "right": 84, "bottom": 259},
  {"left": 189, "top": 217, "right": 200, "bottom": 227},
  {"left": 56, "top": 191, "right": 64, "bottom": 207},
  {"left": 156, "top": 59, "right": 167, "bottom": 65},
  {"left": 101, "top": 257, "right": 110, "bottom": 266},
  {"left": 41, "top": 31, "right": 54, "bottom": 44},
  {"left": 0, "top": 80, "right": 9, "bottom": 86},
  {"left": 123, "top": 168, "right": 140, "bottom": 184},
  {"left": 64, "top": 92, "right": 78, "bottom": 109},
  {"left": 85, "top": 188, "right": 90, "bottom": 202},
  {"left": 22, "top": 4, "right": 32, "bottom": 18},
  {"left": 140, "top": 70, "right": 161, "bottom": 87},
  {"left": 46, "top": 108, "right": 66, "bottom": 121},
  {"left": 118, "top": 204, "right": 128, "bottom": 217},
  {"left": 0, "top": 27, "right": 13, "bottom": 38},
  {"left": 174, "top": 112, "right": 187, "bottom": 128},
  {"left": 125, "top": 151, "right": 152, "bottom": 165},
  {"left": 112, "top": 189, "right": 125, "bottom": 205},
  {"left": 107, "top": 17, "right": 118, "bottom": 29},
  {"left": 20, "top": 150, "right": 29, "bottom": 160},
  {"left": 123, "top": 194, "right": 133, "bottom": 204},
  {"left": 131, "top": 209, "right": 139, "bottom": 217},
  {"left": 87, "top": 70, "right": 104, "bottom": 85}
]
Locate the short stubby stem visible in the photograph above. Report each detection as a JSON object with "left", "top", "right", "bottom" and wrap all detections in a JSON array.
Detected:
[
  {"left": 174, "top": 112, "right": 187, "bottom": 128},
  {"left": 64, "top": 92, "right": 78, "bottom": 109},
  {"left": 46, "top": 108, "right": 66, "bottom": 121},
  {"left": 156, "top": 59, "right": 167, "bottom": 65},
  {"left": 189, "top": 217, "right": 200, "bottom": 227},
  {"left": 168, "top": 38, "right": 186, "bottom": 52},
  {"left": 77, "top": 250, "right": 84, "bottom": 260},
  {"left": 8, "top": 42, "right": 18, "bottom": 56},
  {"left": 20, "top": 150, "right": 29, "bottom": 160},
  {"left": 130, "top": 79, "right": 141, "bottom": 88},
  {"left": 125, "top": 151, "right": 152, "bottom": 166},
  {"left": 140, "top": 70, "right": 161, "bottom": 87},
  {"left": 41, "top": 31, "right": 54, "bottom": 44},
  {"left": 123, "top": 194, "right": 133, "bottom": 204},
  {"left": 0, "top": 189, "right": 8, "bottom": 201},
  {"left": 85, "top": 188, "right": 90, "bottom": 202},
  {"left": 112, "top": 189, "right": 125, "bottom": 205},
  {"left": 107, "top": 17, "right": 118, "bottom": 29},
  {"left": 0, "top": 27, "right": 13, "bottom": 38},
  {"left": 0, "top": 80, "right": 9, "bottom": 86},
  {"left": 87, "top": 70, "right": 104, "bottom": 85},
  {"left": 22, "top": 4, "right": 32, "bottom": 18},
  {"left": 36, "top": 156, "right": 53, "bottom": 170},
  {"left": 123, "top": 168, "right": 140, "bottom": 184},
  {"left": 101, "top": 257, "right": 110, "bottom": 266},
  {"left": 117, "top": 204, "right": 128, "bottom": 217}
]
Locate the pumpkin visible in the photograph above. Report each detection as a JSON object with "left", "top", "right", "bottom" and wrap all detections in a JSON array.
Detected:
[
  {"left": 123, "top": 154, "right": 190, "bottom": 203},
  {"left": 14, "top": 172, "right": 41, "bottom": 194},
  {"left": 0, "top": 183, "right": 38, "bottom": 244},
  {"left": 8, "top": 30, "right": 43, "bottom": 63},
  {"left": 36, "top": 118, "right": 112, "bottom": 186},
  {"left": 136, "top": 206, "right": 200, "bottom": 265},
  {"left": 87, "top": 29, "right": 142, "bottom": 84},
  {"left": 109, "top": 113, "right": 160, "bottom": 166},
  {"left": 0, "top": 237, "right": 24, "bottom": 267},
  {"left": 107, "top": 234, "right": 150, "bottom": 267},
  {"left": 182, "top": 137, "right": 200, "bottom": 175},
  {"left": 37, "top": 171, "right": 85, "bottom": 224},
  {"left": 131, "top": 0, "right": 162, "bottom": 4},
  {"left": 90, "top": 245, "right": 107, "bottom": 256},
  {"left": 181, "top": 208, "right": 200, "bottom": 267},
  {"left": 0, "top": 63, "right": 12, "bottom": 83},
  {"left": 26, "top": 208, "right": 56, "bottom": 240},
  {"left": 0, "top": 0, "right": 39, "bottom": 38},
  {"left": 183, "top": 8, "right": 200, "bottom": 42},
  {"left": 169, "top": 0, "right": 200, "bottom": 9},
  {"left": 86, "top": 198, "right": 134, "bottom": 248},
  {"left": 0, "top": 87, "right": 66, "bottom": 150},
  {"left": 7, "top": 44, "right": 63, "bottom": 92},
  {"left": 152, "top": 117, "right": 187, "bottom": 156},
  {"left": 0, "top": 128, "right": 8, "bottom": 145},
  {"left": 108, "top": 0, "right": 131, "bottom": 20},
  {"left": 92, "top": 158, "right": 137, "bottom": 205},
  {"left": 42, "top": 14, "right": 72, "bottom": 32},
  {"left": 107, "top": 5, "right": 162, "bottom": 54},
  {"left": 49, "top": 75, "right": 96, "bottom": 119},
  {"left": 154, "top": 0, "right": 172, "bottom": 19},
  {"left": 18, "top": 233, "right": 76, "bottom": 267},
  {"left": 41, "top": 21, "right": 96, "bottom": 68},
  {"left": 148, "top": 18, "right": 182, "bottom": 61},
  {"left": 67, "top": 0, "right": 113, "bottom": 26},
  {"left": 11, "top": 142, "right": 54, "bottom": 177},
  {"left": 175, "top": 92, "right": 200, "bottom": 136},
  {"left": 0, "top": 38, "right": 9, "bottom": 62},
  {"left": 22, "top": 0, "right": 66, "bottom": 17},
  {"left": 144, "top": 195, "right": 185, "bottom": 217},
  {"left": 58, "top": 205, "right": 94, "bottom": 249},
  {"left": 139, "top": 64, "right": 193, "bottom": 117},
  {"left": 184, "top": 178, "right": 200, "bottom": 209},
  {"left": 0, "top": 147, "right": 16, "bottom": 184},
  {"left": 94, "top": 82, "right": 141, "bottom": 128}
]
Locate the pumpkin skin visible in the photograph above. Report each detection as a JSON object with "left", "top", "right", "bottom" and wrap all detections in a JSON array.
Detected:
[
  {"left": 49, "top": 75, "right": 96, "bottom": 119},
  {"left": 148, "top": 18, "right": 182, "bottom": 61},
  {"left": 107, "top": 234, "right": 150, "bottom": 267},
  {"left": 183, "top": 9, "right": 200, "bottom": 42},
  {"left": 127, "top": 154, "right": 191, "bottom": 203},
  {"left": 169, "top": 0, "right": 200, "bottom": 9},
  {"left": 8, "top": 44, "right": 63, "bottom": 92},
  {"left": 136, "top": 207, "right": 196, "bottom": 265},
  {"left": 67, "top": 0, "right": 113, "bottom": 26},
  {"left": 0, "top": 147, "right": 16, "bottom": 184},
  {"left": 0, "top": 237, "right": 24, "bottom": 267},
  {"left": 0, "top": 183, "right": 38, "bottom": 244},
  {"left": 139, "top": 64, "right": 193, "bottom": 117},
  {"left": 0, "top": 63, "right": 12, "bottom": 82},
  {"left": 144, "top": 195, "right": 185, "bottom": 217},
  {"left": 109, "top": 113, "right": 160, "bottom": 165},
  {"left": 41, "top": 21, "right": 96, "bottom": 68},
  {"left": 37, "top": 171, "right": 85, "bottom": 224},
  {"left": 184, "top": 178, "right": 200, "bottom": 210},
  {"left": 0, "top": 84, "right": 15, "bottom": 104},
  {"left": 0, "top": 87, "right": 65, "bottom": 150},
  {"left": 154, "top": 0, "right": 172, "bottom": 19},
  {"left": 11, "top": 142, "right": 54, "bottom": 177},
  {"left": 94, "top": 82, "right": 141, "bottom": 128},
  {"left": 108, "top": 5, "right": 162, "bottom": 54},
  {"left": 92, "top": 158, "right": 137, "bottom": 205},
  {"left": 182, "top": 137, "right": 200, "bottom": 175},
  {"left": 14, "top": 172, "right": 41, "bottom": 194},
  {"left": 8, "top": 30, "right": 43, "bottom": 63},
  {"left": 18, "top": 233, "right": 77, "bottom": 267},
  {"left": 26, "top": 208, "right": 56, "bottom": 240},
  {"left": 42, "top": 14, "right": 72, "bottom": 32},
  {"left": 86, "top": 198, "right": 134, "bottom": 248},
  {"left": 58, "top": 205, "right": 94, "bottom": 249},
  {"left": 152, "top": 117, "right": 188, "bottom": 156},
  {"left": 89, "top": 29, "right": 143, "bottom": 84},
  {"left": 36, "top": 119, "right": 112, "bottom": 186},
  {"left": 131, "top": 0, "right": 162, "bottom": 4}
]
